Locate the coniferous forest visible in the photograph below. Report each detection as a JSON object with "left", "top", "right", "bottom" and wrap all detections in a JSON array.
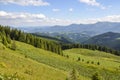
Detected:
[{"left": 0, "top": 25, "right": 63, "bottom": 55}]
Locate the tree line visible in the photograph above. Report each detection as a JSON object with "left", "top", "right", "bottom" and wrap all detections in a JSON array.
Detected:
[
  {"left": 62, "top": 44, "right": 120, "bottom": 56},
  {"left": 0, "top": 25, "right": 63, "bottom": 55}
]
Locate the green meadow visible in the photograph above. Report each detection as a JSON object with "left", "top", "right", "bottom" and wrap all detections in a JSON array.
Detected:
[{"left": 0, "top": 41, "right": 120, "bottom": 80}]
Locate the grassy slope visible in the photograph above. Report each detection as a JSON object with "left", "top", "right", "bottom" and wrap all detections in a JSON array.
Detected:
[
  {"left": 0, "top": 43, "right": 66, "bottom": 80},
  {"left": 63, "top": 48, "right": 120, "bottom": 79},
  {"left": 15, "top": 41, "right": 120, "bottom": 80},
  {"left": 0, "top": 41, "right": 120, "bottom": 80},
  {"left": 63, "top": 48, "right": 120, "bottom": 69}
]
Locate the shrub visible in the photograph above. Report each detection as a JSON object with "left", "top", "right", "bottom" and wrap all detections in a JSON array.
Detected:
[
  {"left": 92, "top": 72, "right": 102, "bottom": 80},
  {"left": 77, "top": 57, "right": 81, "bottom": 61},
  {"left": 87, "top": 61, "right": 89, "bottom": 64},
  {"left": 66, "top": 55, "right": 69, "bottom": 58},
  {"left": 91, "top": 61, "right": 94, "bottom": 64},
  {"left": 97, "top": 62, "right": 100, "bottom": 65},
  {"left": 82, "top": 59, "right": 84, "bottom": 62}
]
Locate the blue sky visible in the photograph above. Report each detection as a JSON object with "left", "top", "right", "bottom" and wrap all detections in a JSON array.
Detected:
[{"left": 0, "top": 0, "right": 120, "bottom": 27}]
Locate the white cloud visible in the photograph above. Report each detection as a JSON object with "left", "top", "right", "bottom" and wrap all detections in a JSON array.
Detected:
[
  {"left": 1, "top": 11, "right": 120, "bottom": 26},
  {"left": 0, "top": 0, "right": 50, "bottom": 6},
  {"left": 69, "top": 8, "right": 73, "bottom": 12},
  {"left": 79, "top": 0, "right": 106, "bottom": 9},
  {"left": 52, "top": 9, "right": 60, "bottom": 12},
  {"left": 79, "top": 0, "right": 100, "bottom": 6}
]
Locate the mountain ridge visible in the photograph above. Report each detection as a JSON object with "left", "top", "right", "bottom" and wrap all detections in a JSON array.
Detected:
[{"left": 83, "top": 32, "right": 120, "bottom": 50}]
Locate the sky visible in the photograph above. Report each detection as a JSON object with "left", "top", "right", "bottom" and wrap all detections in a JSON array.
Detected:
[{"left": 0, "top": 0, "right": 120, "bottom": 27}]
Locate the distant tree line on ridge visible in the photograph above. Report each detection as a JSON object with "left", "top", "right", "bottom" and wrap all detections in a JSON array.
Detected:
[
  {"left": 0, "top": 25, "right": 63, "bottom": 55},
  {"left": 62, "top": 44, "right": 120, "bottom": 56}
]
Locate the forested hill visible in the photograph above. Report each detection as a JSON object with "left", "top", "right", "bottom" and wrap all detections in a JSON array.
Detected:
[
  {"left": 31, "top": 33, "right": 72, "bottom": 44},
  {"left": 83, "top": 32, "right": 120, "bottom": 51},
  {"left": 0, "top": 25, "right": 63, "bottom": 55}
]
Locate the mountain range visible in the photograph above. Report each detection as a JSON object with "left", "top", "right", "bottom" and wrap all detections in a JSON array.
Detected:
[{"left": 19, "top": 22, "right": 120, "bottom": 35}]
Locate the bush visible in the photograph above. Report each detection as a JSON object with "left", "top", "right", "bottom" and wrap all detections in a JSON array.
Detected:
[
  {"left": 87, "top": 61, "right": 89, "bottom": 64},
  {"left": 92, "top": 72, "right": 102, "bottom": 80},
  {"left": 97, "top": 62, "right": 100, "bottom": 65},
  {"left": 77, "top": 57, "right": 81, "bottom": 61},
  {"left": 82, "top": 59, "right": 84, "bottom": 62},
  {"left": 66, "top": 55, "right": 69, "bottom": 58},
  {"left": 91, "top": 61, "right": 94, "bottom": 64}
]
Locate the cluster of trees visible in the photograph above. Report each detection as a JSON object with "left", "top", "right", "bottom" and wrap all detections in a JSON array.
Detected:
[
  {"left": 0, "top": 25, "right": 63, "bottom": 54},
  {"left": 62, "top": 44, "right": 120, "bottom": 56}
]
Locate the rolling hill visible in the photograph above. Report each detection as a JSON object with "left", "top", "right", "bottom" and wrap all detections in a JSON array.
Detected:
[
  {"left": 0, "top": 42, "right": 66, "bottom": 80},
  {"left": 0, "top": 25, "right": 120, "bottom": 80},
  {"left": 83, "top": 32, "right": 120, "bottom": 50},
  {"left": 0, "top": 40, "right": 120, "bottom": 80}
]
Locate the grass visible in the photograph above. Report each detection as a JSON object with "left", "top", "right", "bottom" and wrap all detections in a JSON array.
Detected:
[
  {"left": 63, "top": 48, "right": 120, "bottom": 69},
  {"left": 15, "top": 41, "right": 120, "bottom": 80},
  {"left": 0, "top": 41, "right": 120, "bottom": 80},
  {"left": 0, "top": 42, "right": 66, "bottom": 80}
]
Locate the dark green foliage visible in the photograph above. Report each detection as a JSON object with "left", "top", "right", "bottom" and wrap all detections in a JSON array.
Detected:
[
  {"left": 91, "top": 61, "right": 94, "bottom": 64},
  {"left": 66, "top": 55, "right": 69, "bottom": 58},
  {"left": 77, "top": 57, "right": 81, "bottom": 61},
  {"left": 97, "top": 62, "right": 100, "bottom": 65},
  {"left": 87, "top": 61, "right": 89, "bottom": 64},
  {"left": 62, "top": 44, "right": 120, "bottom": 56},
  {"left": 82, "top": 59, "right": 84, "bottom": 62},
  {"left": 92, "top": 72, "right": 102, "bottom": 80},
  {"left": 2, "top": 36, "right": 8, "bottom": 47},
  {"left": 0, "top": 25, "right": 63, "bottom": 54}
]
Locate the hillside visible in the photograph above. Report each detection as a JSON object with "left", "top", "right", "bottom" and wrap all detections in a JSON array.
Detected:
[
  {"left": 0, "top": 42, "right": 66, "bottom": 80},
  {"left": 0, "top": 40, "right": 120, "bottom": 80},
  {"left": 32, "top": 33, "right": 72, "bottom": 44},
  {"left": 0, "top": 25, "right": 120, "bottom": 80},
  {"left": 83, "top": 32, "right": 120, "bottom": 50}
]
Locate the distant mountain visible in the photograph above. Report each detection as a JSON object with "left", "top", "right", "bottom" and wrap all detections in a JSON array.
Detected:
[
  {"left": 18, "top": 21, "right": 120, "bottom": 43},
  {"left": 19, "top": 22, "right": 120, "bottom": 35},
  {"left": 32, "top": 32, "right": 91, "bottom": 43},
  {"left": 83, "top": 32, "right": 120, "bottom": 50}
]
